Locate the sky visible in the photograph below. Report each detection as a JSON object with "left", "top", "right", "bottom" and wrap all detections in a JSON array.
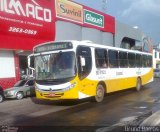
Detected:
[{"left": 73, "top": 0, "right": 160, "bottom": 45}]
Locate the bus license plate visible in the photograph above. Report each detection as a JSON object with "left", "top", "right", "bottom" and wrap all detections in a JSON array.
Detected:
[{"left": 48, "top": 92, "right": 55, "bottom": 97}]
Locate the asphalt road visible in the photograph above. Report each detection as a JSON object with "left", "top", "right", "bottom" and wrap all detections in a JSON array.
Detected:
[{"left": 0, "top": 78, "right": 160, "bottom": 131}]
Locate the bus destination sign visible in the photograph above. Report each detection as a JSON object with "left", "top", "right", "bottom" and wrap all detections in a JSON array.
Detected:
[{"left": 34, "top": 42, "right": 73, "bottom": 53}]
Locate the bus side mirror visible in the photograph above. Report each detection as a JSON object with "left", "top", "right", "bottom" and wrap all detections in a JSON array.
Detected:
[
  {"left": 28, "top": 54, "right": 35, "bottom": 71},
  {"left": 80, "top": 56, "right": 86, "bottom": 72},
  {"left": 80, "top": 56, "right": 86, "bottom": 67},
  {"left": 27, "top": 54, "right": 35, "bottom": 77}
]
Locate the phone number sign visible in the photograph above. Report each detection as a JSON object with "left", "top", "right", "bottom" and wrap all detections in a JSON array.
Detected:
[{"left": 0, "top": 0, "right": 55, "bottom": 49}]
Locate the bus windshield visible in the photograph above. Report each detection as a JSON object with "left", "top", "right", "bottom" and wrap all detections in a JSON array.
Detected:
[{"left": 35, "top": 51, "right": 76, "bottom": 81}]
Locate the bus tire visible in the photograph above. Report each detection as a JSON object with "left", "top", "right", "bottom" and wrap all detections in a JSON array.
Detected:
[
  {"left": 95, "top": 84, "right": 105, "bottom": 102},
  {"left": 136, "top": 77, "right": 141, "bottom": 91}
]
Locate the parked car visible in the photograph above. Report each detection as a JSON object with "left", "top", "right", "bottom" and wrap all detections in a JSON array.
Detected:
[
  {"left": 4, "top": 80, "right": 35, "bottom": 100},
  {"left": 0, "top": 86, "right": 4, "bottom": 103},
  {"left": 154, "top": 69, "right": 160, "bottom": 78}
]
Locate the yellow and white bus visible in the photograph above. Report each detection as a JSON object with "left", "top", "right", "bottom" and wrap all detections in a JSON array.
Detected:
[{"left": 29, "top": 40, "right": 153, "bottom": 102}]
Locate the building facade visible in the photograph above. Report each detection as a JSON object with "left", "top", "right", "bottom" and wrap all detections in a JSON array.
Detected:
[
  {"left": 0, "top": 0, "right": 55, "bottom": 89},
  {"left": 0, "top": 0, "right": 153, "bottom": 89}
]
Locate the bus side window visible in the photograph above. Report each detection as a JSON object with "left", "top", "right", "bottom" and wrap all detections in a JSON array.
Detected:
[
  {"left": 148, "top": 55, "right": 152, "bottom": 67},
  {"left": 95, "top": 48, "right": 108, "bottom": 68},
  {"left": 142, "top": 55, "right": 147, "bottom": 67},
  {"left": 128, "top": 53, "right": 136, "bottom": 68},
  {"left": 119, "top": 51, "right": 128, "bottom": 68},
  {"left": 108, "top": 50, "right": 119, "bottom": 68},
  {"left": 136, "top": 54, "right": 142, "bottom": 68},
  {"left": 77, "top": 46, "right": 92, "bottom": 80}
]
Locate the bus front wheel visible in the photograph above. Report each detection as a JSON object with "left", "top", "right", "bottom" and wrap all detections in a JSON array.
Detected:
[
  {"left": 95, "top": 84, "right": 105, "bottom": 102},
  {"left": 136, "top": 78, "right": 141, "bottom": 91}
]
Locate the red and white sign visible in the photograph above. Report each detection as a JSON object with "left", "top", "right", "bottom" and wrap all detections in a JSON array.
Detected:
[
  {"left": 55, "top": 0, "right": 115, "bottom": 34},
  {"left": 0, "top": 0, "right": 55, "bottom": 50},
  {"left": 55, "top": 0, "right": 83, "bottom": 24},
  {"left": 0, "top": 0, "right": 115, "bottom": 50}
]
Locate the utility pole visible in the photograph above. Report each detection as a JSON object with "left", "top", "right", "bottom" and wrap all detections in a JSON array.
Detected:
[{"left": 102, "top": 0, "right": 107, "bottom": 13}]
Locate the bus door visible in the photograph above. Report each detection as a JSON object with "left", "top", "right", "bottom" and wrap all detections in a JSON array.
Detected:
[{"left": 76, "top": 46, "right": 93, "bottom": 97}]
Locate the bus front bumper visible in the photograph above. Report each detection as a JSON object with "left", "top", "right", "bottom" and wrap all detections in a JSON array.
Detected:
[{"left": 35, "top": 90, "right": 79, "bottom": 100}]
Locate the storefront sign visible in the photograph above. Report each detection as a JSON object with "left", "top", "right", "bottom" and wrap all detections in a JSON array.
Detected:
[
  {"left": 84, "top": 9, "right": 104, "bottom": 28},
  {"left": 0, "top": 0, "right": 55, "bottom": 50},
  {"left": 0, "top": 0, "right": 52, "bottom": 22},
  {"left": 55, "top": 0, "right": 83, "bottom": 24}
]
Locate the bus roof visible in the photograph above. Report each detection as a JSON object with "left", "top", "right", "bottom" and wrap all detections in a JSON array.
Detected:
[{"left": 33, "top": 40, "right": 152, "bottom": 55}]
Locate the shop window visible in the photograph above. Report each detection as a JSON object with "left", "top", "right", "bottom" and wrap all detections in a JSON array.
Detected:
[{"left": 155, "top": 52, "right": 157, "bottom": 58}]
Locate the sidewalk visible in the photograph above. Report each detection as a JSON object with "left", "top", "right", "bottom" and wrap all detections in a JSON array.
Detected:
[
  {"left": 95, "top": 109, "right": 160, "bottom": 132},
  {"left": 95, "top": 110, "right": 152, "bottom": 132},
  {"left": 140, "top": 110, "right": 160, "bottom": 126}
]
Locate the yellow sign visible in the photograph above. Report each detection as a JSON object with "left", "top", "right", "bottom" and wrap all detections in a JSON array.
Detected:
[{"left": 55, "top": 0, "right": 83, "bottom": 23}]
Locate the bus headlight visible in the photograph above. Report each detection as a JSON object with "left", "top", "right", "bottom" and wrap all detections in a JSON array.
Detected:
[{"left": 65, "top": 82, "right": 76, "bottom": 91}]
